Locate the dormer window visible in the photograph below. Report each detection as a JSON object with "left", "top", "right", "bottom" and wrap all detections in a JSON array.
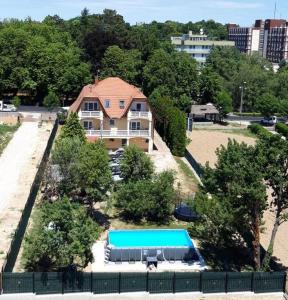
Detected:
[
  {"left": 105, "top": 99, "right": 110, "bottom": 108},
  {"left": 119, "top": 100, "right": 125, "bottom": 109},
  {"left": 84, "top": 102, "right": 98, "bottom": 111}
]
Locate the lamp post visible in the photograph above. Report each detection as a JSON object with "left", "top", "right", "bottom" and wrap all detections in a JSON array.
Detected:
[{"left": 239, "top": 81, "right": 246, "bottom": 126}]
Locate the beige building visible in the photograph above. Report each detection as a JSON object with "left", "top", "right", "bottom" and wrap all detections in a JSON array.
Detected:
[
  {"left": 171, "top": 30, "right": 235, "bottom": 66},
  {"left": 70, "top": 77, "right": 154, "bottom": 152}
]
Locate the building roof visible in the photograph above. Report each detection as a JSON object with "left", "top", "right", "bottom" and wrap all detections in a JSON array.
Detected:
[
  {"left": 190, "top": 104, "right": 219, "bottom": 116},
  {"left": 70, "top": 77, "right": 147, "bottom": 119}
]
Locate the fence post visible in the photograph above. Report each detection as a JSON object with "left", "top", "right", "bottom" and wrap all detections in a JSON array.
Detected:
[
  {"left": 90, "top": 272, "right": 93, "bottom": 294},
  {"left": 0, "top": 269, "right": 2, "bottom": 295},
  {"left": 62, "top": 272, "right": 64, "bottom": 294},
  {"left": 118, "top": 272, "right": 121, "bottom": 294},
  {"left": 32, "top": 272, "right": 35, "bottom": 294},
  {"left": 225, "top": 272, "right": 228, "bottom": 293},
  {"left": 251, "top": 272, "right": 254, "bottom": 292},
  {"left": 283, "top": 272, "right": 287, "bottom": 293},
  {"left": 173, "top": 272, "right": 176, "bottom": 294},
  {"left": 146, "top": 272, "right": 149, "bottom": 292}
]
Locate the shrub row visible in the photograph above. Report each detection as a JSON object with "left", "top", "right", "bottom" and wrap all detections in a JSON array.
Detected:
[{"left": 247, "top": 124, "right": 272, "bottom": 138}]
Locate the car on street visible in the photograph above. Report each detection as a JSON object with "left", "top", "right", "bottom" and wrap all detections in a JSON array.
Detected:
[{"left": 260, "top": 116, "right": 278, "bottom": 126}]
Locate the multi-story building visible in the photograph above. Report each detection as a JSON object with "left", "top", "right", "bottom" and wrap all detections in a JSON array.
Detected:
[
  {"left": 70, "top": 77, "right": 154, "bottom": 153},
  {"left": 171, "top": 31, "right": 235, "bottom": 66},
  {"left": 228, "top": 19, "right": 288, "bottom": 64}
]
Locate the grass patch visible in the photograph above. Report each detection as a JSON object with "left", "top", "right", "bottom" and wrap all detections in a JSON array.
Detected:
[
  {"left": 0, "top": 124, "right": 19, "bottom": 155},
  {"left": 174, "top": 156, "right": 199, "bottom": 185}
]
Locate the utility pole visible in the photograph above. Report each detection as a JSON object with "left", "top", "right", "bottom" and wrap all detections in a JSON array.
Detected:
[
  {"left": 274, "top": 2, "right": 277, "bottom": 19},
  {"left": 239, "top": 82, "right": 246, "bottom": 126}
]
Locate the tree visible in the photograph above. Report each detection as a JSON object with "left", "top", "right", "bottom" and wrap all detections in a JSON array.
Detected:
[
  {"left": 59, "top": 112, "right": 86, "bottom": 142},
  {"left": 115, "top": 180, "right": 150, "bottom": 221},
  {"left": 145, "top": 171, "right": 175, "bottom": 223},
  {"left": 11, "top": 96, "right": 21, "bottom": 108},
  {"left": 216, "top": 90, "right": 233, "bottom": 118},
  {"left": 120, "top": 145, "right": 154, "bottom": 182},
  {"left": 43, "top": 91, "right": 60, "bottom": 111},
  {"left": 51, "top": 136, "right": 83, "bottom": 194},
  {"left": 255, "top": 93, "right": 280, "bottom": 117},
  {"left": 193, "top": 140, "right": 267, "bottom": 270},
  {"left": 258, "top": 135, "right": 288, "bottom": 270},
  {"left": 101, "top": 46, "right": 142, "bottom": 85},
  {"left": 77, "top": 141, "right": 112, "bottom": 207},
  {"left": 22, "top": 197, "right": 99, "bottom": 271}
]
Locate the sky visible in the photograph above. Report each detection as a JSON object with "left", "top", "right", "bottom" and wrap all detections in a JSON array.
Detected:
[{"left": 0, "top": 0, "right": 288, "bottom": 26}]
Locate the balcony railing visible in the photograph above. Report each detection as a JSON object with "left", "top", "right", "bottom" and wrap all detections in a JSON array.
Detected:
[
  {"left": 128, "top": 110, "right": 152, "bottom": 120},
  {"left": 79, "top": 111, "right": 103, "bottom": 118},
  {"left": 85, "top": 130, "right": 150, "bottom": 138}
]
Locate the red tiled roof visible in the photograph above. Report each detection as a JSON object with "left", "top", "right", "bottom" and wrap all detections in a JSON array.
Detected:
[{"left": 70, "top": 77, "right": 147, "bottom": 118}]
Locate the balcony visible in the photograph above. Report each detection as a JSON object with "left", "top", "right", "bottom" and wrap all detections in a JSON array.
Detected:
[
  {"left": 79, "top": 110, "right": 103, "bottom": 119},
  {"left": 85, "top": 130, "right": 150, "bottom": 138},
  {"left": 128, "top": 110, "right": 152, "bottom": 120}
]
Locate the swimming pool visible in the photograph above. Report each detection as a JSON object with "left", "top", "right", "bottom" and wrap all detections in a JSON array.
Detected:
[
  {"left": 107, "top": 229, "right": 197, "bottom": 263},
  {"left": 109, "top": 229, "right": 193, "bottom": 248}
]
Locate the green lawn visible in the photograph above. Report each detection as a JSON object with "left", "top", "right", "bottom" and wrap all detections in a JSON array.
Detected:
[
  {"left": 0, "top": 124, "right": 18, "bottom": 155},
  {"left": 174, "top": 156, "right": 199, "bottom": 186}
]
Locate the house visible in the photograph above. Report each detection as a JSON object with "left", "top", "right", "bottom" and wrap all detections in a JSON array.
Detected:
[
  {"left": 189, "top": 104, "right": 220, "bottom": 122},
  {"left": 70, "top": 77, "right": 154, "bottom": 152}
]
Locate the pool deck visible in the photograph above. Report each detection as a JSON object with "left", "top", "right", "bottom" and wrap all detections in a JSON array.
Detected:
[{"left": 91, "top": 241, "right": 206, "bottom": 272}]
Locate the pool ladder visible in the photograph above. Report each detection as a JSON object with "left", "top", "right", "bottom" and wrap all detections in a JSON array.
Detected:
[{"left": 104, "top": 246, "right": 111, "bottom": 264}]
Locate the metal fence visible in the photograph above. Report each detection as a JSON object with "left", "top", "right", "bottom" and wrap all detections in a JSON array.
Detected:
[
  {"left": 185, "top": 149, "right": 204, "bottom": 178},
  {"left": 0, "top": 271, "right": 286, "bottom": 295},
  {"left": 2, "top": 121, "right": 58, "bottom": 272}
]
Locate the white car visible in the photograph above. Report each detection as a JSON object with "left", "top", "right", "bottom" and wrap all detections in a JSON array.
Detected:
[
  {"left": 260, "top": 116, "right": 278, "bottom": 126},
  {"left": 2, "top": 104, "right": 17, "bottom": 112}
]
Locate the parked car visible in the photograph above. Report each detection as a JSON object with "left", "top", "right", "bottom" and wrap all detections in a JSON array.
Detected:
[
  {"left": 260, "top": 116, "right": 278, "bottom": 126},
  {"left": 1, "top": 103, "right": 17, "bottom": 112}
]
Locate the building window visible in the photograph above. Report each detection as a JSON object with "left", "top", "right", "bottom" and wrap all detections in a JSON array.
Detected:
[
  {"left": 136, "top": 103, "right": 142, "bottom": 111},
  {"left": 84, "top": 102, "right": 98, "bottom": 111},
  {"left": 119, "top": 100, "right": 125, "bottom": 109},
  {"left": 105, "top": 99, "right": 110, "bottom": 108},
  {"left": 130, "top": 121, "right": 140, "bottom": 130},
  {"left": 83, "top": 121, "right": 93, "bottom": 130},
  {"left": 110, "top": 119, "right": 116, "bottom": 126}
]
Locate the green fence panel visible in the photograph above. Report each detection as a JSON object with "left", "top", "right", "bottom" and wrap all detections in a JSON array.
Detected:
[
  {"left": 227, "top": 272, "right": 252, "bottom": 292},
  {"left": 2, "top": 272, "right": 33, "bottom": 294},
  {"left": 120, "top": 272, "right": 147, "bottom": 293},
  {"left": 253, "top": 272, "right": 285, "bottom": 293},
  {"left": 92, "top": 273, "right": 119, "bottom": 294},
  {"left": 174, "top": 272, "right": 201, "bottom": 293},
  {"left": 63, "top": 272, "right": 91, "bottom": 293},
  {"left": 34, "top": 272, "right": 63, "bottom": 294},
  {"left": 148, "top": 272, "right": 174, "bottom": 294},
  {"left": 201, "top": 272, "right": 226, "bottom": 293}
]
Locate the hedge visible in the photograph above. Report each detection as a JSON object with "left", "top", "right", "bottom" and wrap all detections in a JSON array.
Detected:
[
  {"left": 275, "top": 123, "right": 288, "bottom": 139},
  {"left": 247, "top": 124, "right": 272, "bottom": 138}
]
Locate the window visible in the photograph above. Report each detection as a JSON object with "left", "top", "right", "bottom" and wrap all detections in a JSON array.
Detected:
[
  {"left": 83, "top": 121, "right": 93, "bottom": 130},
  {"left": 130, "top": 121, "right": 140, "bottom": 130},
  {"left": 122, "top": 139, "right": 127, "bottom": 147},
  {"left": 110, "top": 119, "right": 116, "bottom": 126},
  {"left": 105, "top": 99, "right": 110, "bottom": 108},
  {"left": 84, "top": 102, "right": 98, "bottom": 111},
  {"left": 119, "top": 100, "right": 125, "bottom": 109},
  {"left": 136, "top": 103, "right": 142, "bottom": 111}
]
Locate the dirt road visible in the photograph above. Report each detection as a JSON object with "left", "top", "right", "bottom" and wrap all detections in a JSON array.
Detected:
[{"left": 0, "top": 121, "right": 53, "bottom": 269}]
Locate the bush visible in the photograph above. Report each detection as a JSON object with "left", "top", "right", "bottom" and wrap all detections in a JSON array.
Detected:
[
  {"left": 248, "top": 124, "right": 272, "bottom": 138},
  {"left": 120, "top": 145, "right": 154, "bottom": 182},
  {"left": 59, "top": 112, "right": 86, "bottom": 142},
  {"left": 275, "top": 123, "right": 288, "bottom": 138},
  {"left": 43, "top": 91, "right": 60, "bottom": 112},
  {"left": 11, "top": 96, "right": 21, "bottom": 108},
  {"left": 115, "top": 171, "right": 176, "bottom": 224}
]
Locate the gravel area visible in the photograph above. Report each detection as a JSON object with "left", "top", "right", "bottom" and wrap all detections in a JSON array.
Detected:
[{"left": 0, "top": 121, "right": 53, "bottom": 269}]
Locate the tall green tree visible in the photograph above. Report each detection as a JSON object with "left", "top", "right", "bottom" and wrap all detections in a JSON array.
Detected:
[
  {"left": 43, "top": 91, "right": 60, "bottom": 111},
  {"left": 59, "top": 112, "right": 86, "bottom": 142},
  {"left": 120, "top": 145, "right": 154, "bottom": 182},
  {"left": 258, "top": 135, "right": 288, "bottom": 270},
  {"left": 22, "top": 197, "right": 99, "bottom": 271},
  {"left": 193, "top": 140, "right": 267, "bottom": 269}
]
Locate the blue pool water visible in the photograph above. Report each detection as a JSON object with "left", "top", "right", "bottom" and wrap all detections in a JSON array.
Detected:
[{"left": 108, "top": 229, "right": 194, "bottom": 248}]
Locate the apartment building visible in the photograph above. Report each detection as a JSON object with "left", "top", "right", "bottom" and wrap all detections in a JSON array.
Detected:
[
  {"left": 228, "top": 19, "right": 288, "bottom": 64},
  {"left": 171, "top": 30, "right": 235, "bottom": 66},
  {"left": 70, "top": 77, "right": 154, "bottom": 153}
]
